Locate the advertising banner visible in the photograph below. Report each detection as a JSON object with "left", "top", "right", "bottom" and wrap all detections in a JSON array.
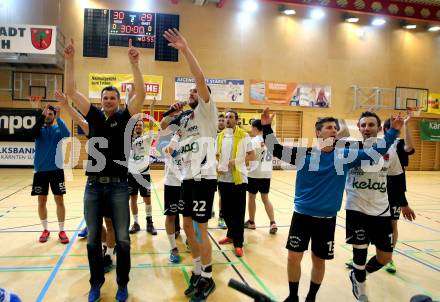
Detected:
[
  {"left": 175, "top": 77, "right": 244, "bottom": 103},
  {"left": 89, "top": 73, "right": 163, "bottom": 101}
]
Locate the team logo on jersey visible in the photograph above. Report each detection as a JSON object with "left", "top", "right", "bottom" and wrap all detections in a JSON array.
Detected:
[
  {"left": 288, "top": 235, "right": 301, "bottom": 248},
  {"left": 31, "top": 28, "right": 53, "bottom": 50},
  {"left": 352, "top": 178, "right": 386, "bottom": 192},
  {"left": 383, "top": 153, "right": 390, "bottom": 161},
  {"left": 179, "top": 142, "right": 199, "bottom": 154}
]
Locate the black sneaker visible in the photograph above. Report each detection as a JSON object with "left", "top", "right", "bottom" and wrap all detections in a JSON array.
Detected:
[
  {"left": 184, "top": 273, "right": 201, "bottom": 297},
  {"left": 190, "top": 277, "right": 216, "bottom": 302},
  {"left": 103, "top": 254, "right": 113, "bottom": 273},
  {"left": 146, "top": 222, "right": 157, "bottom": 235}
]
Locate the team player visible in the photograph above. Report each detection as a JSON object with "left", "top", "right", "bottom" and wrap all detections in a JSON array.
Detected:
[
  {"left": 30, "top": 102, "right": 70, "bottom": 244},
  {"left": 128, "top": 98, "right": 157, "bottom": 235},
  {"left": 160, "top": 28, "right": 218, "bottom": 301},
  {"left": 245, "top": 119, "right": 277, "bottom": 234},
  {"left": 216, "top": 113, "right": 226, "bottom": 229},
  {"left": 260, "top": 108, "right": 402, "bottom": 302},
  {"left": 383, "top": 116, "right": 416, "bottom": 273},
  {"left": 345, "top": 111, "right": 405, "bottom": 302},
  {"left": 163, "top": 123, "right": 184, "bottom": 263},
  {"left": 64, "top": 37, "right": 146, "bottom": 302},
  {"left": 217, "top": 110, "right": 255, "bottom": 257},
  {"left": 55, "top": 90, "right": 116, "bottom": 273}
]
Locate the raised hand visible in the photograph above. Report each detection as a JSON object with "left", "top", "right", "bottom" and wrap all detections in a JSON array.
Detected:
[
  {"left": 64, "top": 38, "right": 75, "bottom": 60},
  {"left": 390, "top": 113, "right": 404, "bottom": 131},
  {"left": 42, "top": 103, "right": 50, "bottom": 116},
  {"left": 55, "top": 90, "right": 68, "bottom": 107},
  {"left": 163, "top": 28, "right": 188, "bottom": 50},
  {"left": 261, "top": 107, "right": 274, "bottom": 126},
  {"left": 404, "top": 113, "right": 411, "bottom": 126},
  {"left": 54, "top": 105, "right": 61, "bottom": 116},
  {"left": 128, "top": 39, "right": 140, "bottom": 64}
]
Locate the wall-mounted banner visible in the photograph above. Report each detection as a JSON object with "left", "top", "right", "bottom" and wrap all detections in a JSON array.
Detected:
[
  {"left": 0, "top": 25, "right": 57, "bottom": 54},
  {"left": 89, "top": 73, "right": 163, "bottom": 101},
  {"left": 250, "top": 80, "right": 331, "bottom": 108},
  {"left": 420, "top": 120, "right": 440, "bottom": 141},
  {"left": 250, "top": 80, "right": 296, "bottom": 105},
  {"left": 290, "top": 84, "right": 331, "bottom": 108},
  {"left": 0, "top": 108, "right": 40, "bottom": 141},
  {"left": 427, "top": 93, "right": 440, "bottom": 115},
  {"left": 175, "top": 77, "right": 244, "bottom": 103},
  {"left": 0, "top": 141, "right": 35, "bottom": 165}
]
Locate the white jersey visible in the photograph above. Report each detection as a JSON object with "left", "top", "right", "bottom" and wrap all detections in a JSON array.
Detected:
[
  {"left": 171, "top": 96, "right": 218, "bottom": 180},
  {"left": 164, "top": 133, "right": 182, "bottom": 186},
  {"left": 218, "top": 129, "right": 254, "bottom": 184},
  {"left": 248, "top": 134, "right": 273, "bottom": 179},
  {"left": 345, "top": 143, "right": 403, "bottom": 216},
  {"left": 128, "top": 132, "right": 153, "bottom": 175}
]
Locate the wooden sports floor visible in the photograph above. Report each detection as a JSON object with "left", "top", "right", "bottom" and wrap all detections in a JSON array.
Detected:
[{"left": 0, "top": 168, "right": 439, "bottom": 302}]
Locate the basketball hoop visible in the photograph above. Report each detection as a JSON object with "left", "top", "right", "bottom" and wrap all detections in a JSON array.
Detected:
[
  {"left": 29, "top": 96, "right": 43, "bottom": 109},
  {"left": 407, "top": 106, "right": 421, "bottom": 117}
]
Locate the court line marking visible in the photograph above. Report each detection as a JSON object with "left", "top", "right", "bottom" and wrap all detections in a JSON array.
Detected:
[
  {"left": 0, "top": 216, "right": 82, "bottom": 231},
  {"left": 0, "top": 185, "right": 30, "bottom": 203},
  {"left": 236, "top": 256, "right": 277, "bottom": 301},
  {"left": 401, "top": 242, "right": 440, "bottom": 261},
  {"left": 35, "top": 218, "right": 85, "bottom": 302}
]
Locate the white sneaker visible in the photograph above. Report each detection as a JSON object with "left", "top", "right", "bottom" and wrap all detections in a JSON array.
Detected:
[{"left": 349, "top": 270, "right": 368, "bottom": 301}]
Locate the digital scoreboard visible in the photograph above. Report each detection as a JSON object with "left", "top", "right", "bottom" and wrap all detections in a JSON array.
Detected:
[{"left": 109, "top": 10, "right": 155, "bottom": 48}]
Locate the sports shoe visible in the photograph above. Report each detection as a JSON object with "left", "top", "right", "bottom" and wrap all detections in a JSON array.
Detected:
[
  {"left": 385, "top": 260, "right": 397, "bottom": 274},
  {"left": 244, "top": 220, "right": 256, "bottom": 230},
  {"left": 88, "top": 281, "right": 104, "bottom": 302},
  {"left": 58, "top": 231, "right": 69, "bottom": 244},
  {"left": 218, "top": 237, "right": 233, "bottom": 245},
  {"left": 190, "top": 277, "right": 216, "bottom": 302},
  {"left": 129, "top": 222, "right": 140, "bottom": 234},
  {"left": 146, "top": 222, "right": 157, "bottom": 235},
  {"left": 269, "top": 222, "right": 278, "bottom": 234},
  {"left": 217, "top": 218, "right": 227, "bottom": 229},
  {"left": 184, "top": 272, "right": 201, "bottom": 296},
  {"left": 39, "top": 230, "right": 50, "bottom": 243},
  {"left": 169, "top": 247, "right": 181, "bottom": 264},
  {"left": 345, "top": 258, "right": 354, "bottom": 269},
  {"left": 78, "top": 227, "right": 88, "bottom": 238},
  {"left": 234, "top": 247, "right": 244, "bottom": 257},
  {"left": 115, "top": 285, "right": 128, "bottom": 302},
  {"left": 349, "top": 270, "right": 368, "bottom": 302},
  {"left": 103, "top": 254, "right": 113, "bottom": 273}
]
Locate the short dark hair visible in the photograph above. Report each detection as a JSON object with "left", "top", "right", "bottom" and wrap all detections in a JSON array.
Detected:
[
  {"left": 101, "top": 86, "right": 120, "bottom": 99},
  {"left": 47, "top": 105, "right": 56, "bottom": 115},
  {"left": 383, "top": 118, "right": 391, "bottom": 131},
  {"left": 218, "top": 113, "right": 225, "bottom": 119},
  {"left": 226, "top": 109, "right": 239, "bottom": 120},
  {"left": 359, "top": 111, "right": 381, "bottom": 127},
  {"left": 251, "top": 119, "right": 262, "bottom": 131},
  {"left": 315, "top": 117, "right": 339, "bottom": 131}
]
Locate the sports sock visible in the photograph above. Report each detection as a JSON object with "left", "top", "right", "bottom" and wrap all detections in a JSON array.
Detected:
[
  {"left": 366, "top": 256, "right": 384, "bottom": 274},
  {"left": 305, "top": 281, "right": 321, "bottom": 300},
  {"left": 41, "top": 219, "right": 48, "bottom": 230},
  {"left": 193, "top": 256, "right": 201, "bottom": 275},
  {"left": 167, "top": 233, "right": 177, "bottom": 250}
]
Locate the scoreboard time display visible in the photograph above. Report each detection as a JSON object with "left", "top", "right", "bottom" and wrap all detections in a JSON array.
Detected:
[{"left": 109, "top": 10, "right": 155, "bottom": 48}]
